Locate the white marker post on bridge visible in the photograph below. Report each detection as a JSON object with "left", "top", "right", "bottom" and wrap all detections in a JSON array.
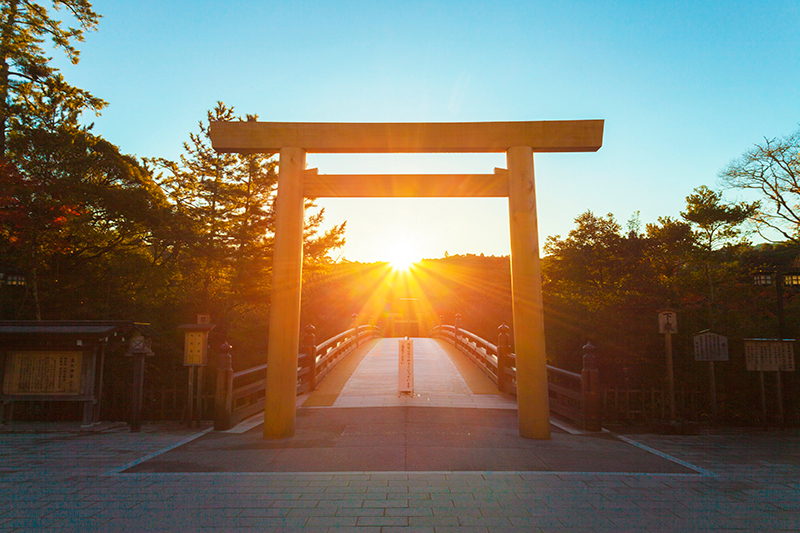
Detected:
[{"left": 398, "top": 338, "right": 414, "bottom": 396}]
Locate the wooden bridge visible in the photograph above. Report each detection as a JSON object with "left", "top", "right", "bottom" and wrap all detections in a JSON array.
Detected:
[{"left": 214, "top": 318, "right": 602, "bottom": 434}]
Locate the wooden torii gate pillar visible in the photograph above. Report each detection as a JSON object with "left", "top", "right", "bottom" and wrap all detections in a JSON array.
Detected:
[{"left": 211, "top": 120, "right": 604, "bottom": 440}]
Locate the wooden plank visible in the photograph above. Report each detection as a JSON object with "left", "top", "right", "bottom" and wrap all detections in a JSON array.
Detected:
[
  {"left": 550, "top": 402, "right": 582, "bottom": 423},
  {"left": 232, "top": 380, "right": 266, "bottom": 401},
  {"left": 303, "top": 170, "right": 509, "bottom": 197},
  {"left": 548, "top": 382, "right": 582, "bottom": 401},
  {"left": 231, "top": 399, "right": 265, "bottom": 427},
  {"left": 210, "top": 120, "right": 604, "bottom": 154}
]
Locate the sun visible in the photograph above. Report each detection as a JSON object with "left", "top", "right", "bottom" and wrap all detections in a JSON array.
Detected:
[{"left": 386, "top": 243, "right": 420, "bottom": 271}]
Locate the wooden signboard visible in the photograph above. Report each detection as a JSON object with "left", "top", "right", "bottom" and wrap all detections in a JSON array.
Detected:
[
  {"left": 744, "top": 339, "right": 795, "bottom": 372},
  {"left": 658, "top": 310, "right": 677, "bottom": 334},
  {"left": 398, "top": 339, "right": 414, "bottom": 394},
  {"left": 3, "top": 351, "right": 83, "bottom": 395},
  {"left": 693, "top": 332, "right": 729, "bottom": 362},
  {"left": 184, "top": 331, "right": 208, "bottom": 366}
]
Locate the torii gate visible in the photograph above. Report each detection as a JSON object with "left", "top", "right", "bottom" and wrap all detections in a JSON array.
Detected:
[{"left": 210, "top": 120, "right": 604, "bottom": 440}]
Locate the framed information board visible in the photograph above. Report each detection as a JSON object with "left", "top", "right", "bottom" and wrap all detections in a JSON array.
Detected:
[
  {"left": 3, "top": 351, "right": 83, "bottom": 395},
  {"left": 743, "top": 339, "right": 795, "bottom": 372}
]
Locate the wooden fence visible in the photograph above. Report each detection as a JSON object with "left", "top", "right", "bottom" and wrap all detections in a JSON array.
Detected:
[
  {"left": 214, "top": 324, "right": 384, "bottom": 430},
  {"left": 430, "top": 317, "right": 601, "bottom": 431},
  {"left": 603, "top": 386, "right": 704, "bottom": 424}
]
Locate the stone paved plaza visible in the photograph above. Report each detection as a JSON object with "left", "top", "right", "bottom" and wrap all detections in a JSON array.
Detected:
[
  {"left": 1, "top": 423, "right": 799, "bottom": 531},
  {"left": 1, "top": 338, "right": 799, "bottom": 531}
]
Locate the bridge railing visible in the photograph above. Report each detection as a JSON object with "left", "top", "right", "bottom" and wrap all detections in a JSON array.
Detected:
[
  {"left": 214, "top": 322, "right": 383, "bottom": 431},
  {"left": 430, "top": 317, "right": 601, "bottom": 431}
]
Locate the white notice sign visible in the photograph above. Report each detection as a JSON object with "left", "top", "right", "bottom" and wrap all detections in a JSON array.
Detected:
[
  {"left": 398, "top": 339, "right": 414, "bottom": 394},
  {"left": 693, "top": 331, "right": 729, "bottom": 362},
  {"left": 744, "top": 339, "right": 795, "bottom": 372}
]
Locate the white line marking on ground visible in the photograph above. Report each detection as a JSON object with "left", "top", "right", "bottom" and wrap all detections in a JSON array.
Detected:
[
  {"left": 102, "top": 426, "right": 214, "bottom": 476},
  {"left": 608, "top": 431, "right": 718, "bottom": 477}
]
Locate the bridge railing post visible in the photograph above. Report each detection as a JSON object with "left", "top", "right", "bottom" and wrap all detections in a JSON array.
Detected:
[
  {"left": 303, "top": 324, "right": 317, "bottom": 391},
  {"left": 497, "top": 323, "right": 511, "bottom": 393},
  {"left": 351, "top": 313, "right": 359, "bottom": 347},
  {"left": 454, "top": 313, "right": 462, "bottom": 351},
  {"left": 214, "top": 342, "right": 233, "bottom": 431},
  {"left": 369, "top": 315, "right": 374, "bottom": 338},
  {"left": 581, "top": 341, "right": 602, "bottom": 431}
]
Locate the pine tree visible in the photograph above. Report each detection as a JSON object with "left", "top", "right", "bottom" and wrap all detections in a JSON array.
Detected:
[{"left": 0, "top": 0, "right": 104, "bottom": 158}]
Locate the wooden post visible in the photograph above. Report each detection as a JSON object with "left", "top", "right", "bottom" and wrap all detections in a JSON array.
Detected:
[
  {"left": 264, "top": 147, "right": 306, "bottom": 439},
  {"left": 776, "top": 370, "right": 784, "bottom": 428},
  {"left": 93, "top": 342, "right": 107, "bottom": 424},
  {"left": 507, "top": 145, "right": 550, "bottom": 439},
  {"left": 186, "top": 366, "right": 194, "bottom": 427},
  {"left": 581, "top": 342, "right": 602, "bottom": 431},
  {"left": 81, "top": 345, "right": 97, "bottom": 428},
  {"left": 709, "top": 361, "right": 718, "bottom": 424},
  {"left": 304, "top": 325, "right": 317, "bottom": 391},
  {"left": 665, "top": 331, "right": 676, "bottom": 421},
  {"left": 214, "top": 342, "right": 233, "bottom": 431},
  {"left": 759, "top": 370, "right": 768, "bottom": 429},
  {"left": 497, "top": 323, "right": 511, "bottom": 393},
  {"left": 130, "top": 352, "right": 145, "bottom": 433},
  {"left": 195, "top": 365, "right": 204, "bottom": 427},
  {"left": 454, "top": 313, "right": 462, "bottom": 351},
  {"left": 352, "top": 313, "right": 359, "bottom": 347}
]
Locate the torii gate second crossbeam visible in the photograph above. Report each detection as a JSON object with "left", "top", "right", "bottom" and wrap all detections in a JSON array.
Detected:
[{"left": 210, "top": 120, "right": 604, "bottom": 440}]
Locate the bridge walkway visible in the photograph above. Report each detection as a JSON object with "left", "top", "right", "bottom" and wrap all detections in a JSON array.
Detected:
[{"left": 301, "top": 337, "right": 516, "bottom": 410}]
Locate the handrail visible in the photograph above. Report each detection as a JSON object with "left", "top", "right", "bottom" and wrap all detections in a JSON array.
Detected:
[
  {"left": 430, "top": 321, "right": 601, "bottom": 431},
  {"left": 214, "top": 322, "right": 384, "bottom": 430}
]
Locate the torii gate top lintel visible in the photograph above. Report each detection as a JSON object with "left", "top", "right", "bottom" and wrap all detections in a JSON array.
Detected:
[{"left": 210, "top": 119, "right": 604, "bottom": 154}]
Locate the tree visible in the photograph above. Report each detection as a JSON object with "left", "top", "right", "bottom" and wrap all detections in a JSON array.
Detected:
[
  {"left": 151, "top": 103, "right": 346, "bottom": 362},
  {"left": 1, "top": 125, "right": 172, "bottom": 319},
  {"left": 680, "top": 185, "right": 757, "bottom": 328},
  {"left": 681, "top": 185, "right": 757, "bottom": 252},
  {"left": 0, "top": 0, "right": 104, "bottom": 157},
  {"left": 720, "top": 128, "right": 800, "bottom": 244}
]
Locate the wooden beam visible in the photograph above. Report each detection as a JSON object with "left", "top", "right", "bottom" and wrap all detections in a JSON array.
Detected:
[
  {"left": 303, "top": 168, "right": 509, "bottom": 197},
  {"left": 263, "top": 147, "right": 306, "bottom": 439},
  {"left": 210, "top": 120, "right": 604, "bottom": 154},
  {"left": 507, "top": 146, "right": 551, "bottom": 440}
]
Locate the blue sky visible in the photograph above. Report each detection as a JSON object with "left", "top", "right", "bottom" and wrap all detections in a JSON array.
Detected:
[{"left": 53, "top": 0, "right": 800, "bottom": 262}]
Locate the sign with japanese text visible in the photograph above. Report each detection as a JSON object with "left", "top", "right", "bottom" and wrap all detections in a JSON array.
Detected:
[
  {"left": 3, "top": 351, "right": 83, "bottom": 395},
  {"left": 184, "top": 331, "right": 208, "bottom": 366},
  {"left": 693, "top": 332, "right": 729, "bottom": 362},
  {"left": 658, "top": 310, "right": 677, "bottom": 334},
  {"left": 744, "top": 339, "right": 795, "bottom": 372},
  {"left": 398, "top": 339, "right": 414, "bottom": 394}
]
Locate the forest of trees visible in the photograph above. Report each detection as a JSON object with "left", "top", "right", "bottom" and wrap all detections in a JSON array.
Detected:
[{"left": 1, "top": 2, "right": 799, "bottom": 424}]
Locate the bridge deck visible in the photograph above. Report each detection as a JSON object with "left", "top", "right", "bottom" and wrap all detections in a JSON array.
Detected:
[{"left": 303, "top": 338, "right": 516, "bottom": 409}]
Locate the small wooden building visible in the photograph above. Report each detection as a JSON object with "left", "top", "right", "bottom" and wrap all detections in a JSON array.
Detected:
[{"left": 0, "top": 321, "right": 154, "bottom": 427}]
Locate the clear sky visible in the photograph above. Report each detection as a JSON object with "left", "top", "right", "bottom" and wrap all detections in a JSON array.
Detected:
[{"left": 53, "top": 0, "right": 800, "bottom": 262}]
